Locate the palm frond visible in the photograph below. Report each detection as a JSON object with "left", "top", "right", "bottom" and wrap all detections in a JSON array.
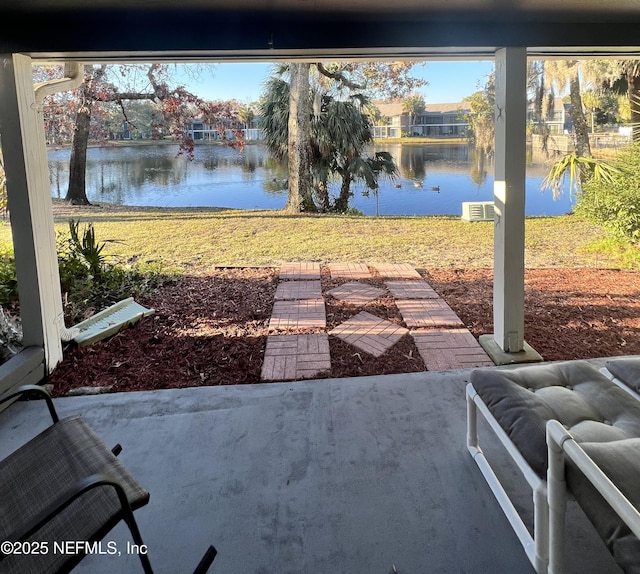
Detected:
[{"left": 541, "top": 153, "right": 621, "bottom": 199}]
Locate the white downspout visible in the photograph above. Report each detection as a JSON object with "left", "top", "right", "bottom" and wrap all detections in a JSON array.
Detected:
[
  {"left": 34, "top": 62, "right": 84, "bottom": 103},
  {"left": 33, "top": 62, "right": 85, "bottom": 343}
]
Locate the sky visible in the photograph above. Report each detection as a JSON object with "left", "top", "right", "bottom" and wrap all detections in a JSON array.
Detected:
[{"left": 179, "top": 60, "right": 495, "bottom": 105}]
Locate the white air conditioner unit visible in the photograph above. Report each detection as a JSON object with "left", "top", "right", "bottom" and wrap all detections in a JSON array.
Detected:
[{"left": 461, "top": 201, "right": 495, "bottom": 222}]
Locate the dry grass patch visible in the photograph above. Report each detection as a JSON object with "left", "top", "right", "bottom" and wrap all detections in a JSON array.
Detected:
[{"left": 0, "top": 203, "right": 624, "bottom": 272}]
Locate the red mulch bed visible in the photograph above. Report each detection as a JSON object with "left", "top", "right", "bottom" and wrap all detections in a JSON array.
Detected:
[{"left": 47, "top": 266, "right": 640, "bottom": 396}]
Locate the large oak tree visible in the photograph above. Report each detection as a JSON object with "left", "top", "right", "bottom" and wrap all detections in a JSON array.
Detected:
[{"left": 42, "top": 64, "right": 243, "bottom": 205}]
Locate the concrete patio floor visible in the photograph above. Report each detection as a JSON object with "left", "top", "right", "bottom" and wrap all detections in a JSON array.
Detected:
[{"left": 0, "top": 367, "right": 623, "bottom": 573}]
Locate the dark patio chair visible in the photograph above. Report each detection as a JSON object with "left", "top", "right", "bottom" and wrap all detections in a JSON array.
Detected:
[{"left": 0, "top": 384, "right": 216, "bottom": 574}]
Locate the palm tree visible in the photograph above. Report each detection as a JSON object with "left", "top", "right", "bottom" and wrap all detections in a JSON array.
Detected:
[
  {"left": 314, "top": 97, "right": 397, "bottom": 212},
  {"left": 273, "top": 61, "right": 425, "bottom": 212},
  {"left": 238, "top": 103, "right": 255, "bottom": 131},
  {"left": 260, "top": 75, "right": 398, "bottom": 212},
  {"left": 402, "top": 94, "right": 426, "bottom": 136},
  {"left": 542, "top": 60, "right": 592, "bottom": 158},
  {"left": 584, "top": 59, "right": 640, "bottom": 140}
]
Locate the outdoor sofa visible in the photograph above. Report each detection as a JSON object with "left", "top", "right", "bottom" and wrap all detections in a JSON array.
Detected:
[{"left": 467, "top": 359, "right": 640, "bottom": 573}]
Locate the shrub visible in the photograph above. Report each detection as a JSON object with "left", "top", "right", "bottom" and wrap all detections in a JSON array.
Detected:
[
  {"left": 0, "top": 223, "right": 165, "bottom": 326},
  {"left": 0, "top": 250, "right": 18, "bottom": 307},
  {"left": 57, "top": 223, "right": 164, "bottom": 323},
  {"left": 576, "top": 142, "right": 640, "bottom": 242}
]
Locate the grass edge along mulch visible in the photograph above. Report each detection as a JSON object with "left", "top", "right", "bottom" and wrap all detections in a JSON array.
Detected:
[{"left": 0, "top": 202, "right": 627, "bottom": 271}]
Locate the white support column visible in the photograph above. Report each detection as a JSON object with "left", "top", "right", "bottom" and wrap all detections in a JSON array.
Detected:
[
  {"left": 493, "top": 48, "right": 526, "bottom": 352},
  {"left": 0, "top": 54, "right": 64, "bottom": 371},
  {"left": 480, "top": 48, "right": 541, "bottom": 364}
]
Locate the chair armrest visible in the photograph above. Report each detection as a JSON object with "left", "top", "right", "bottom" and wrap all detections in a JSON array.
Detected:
[
  {"left": 192, "top": 545, "right": 217, "bottom": 574},
  {"left": 0, "top": 384, "right": 59, "bottom": 423},
  {"left": 5, "top": 472, "right": 135, "bottom": 544},
  {"left": 547, "top": 420, "right": 640, "bottom": 540}
]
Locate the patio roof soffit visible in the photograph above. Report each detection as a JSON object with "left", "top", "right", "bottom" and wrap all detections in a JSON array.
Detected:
[{"left": 1, "top": 4, "right": 640, "bottom": 60}]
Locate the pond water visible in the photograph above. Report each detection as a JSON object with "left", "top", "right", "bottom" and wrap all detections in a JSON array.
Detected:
[{"left": 48, "top": 143, "right": 572, "bottom": 216}]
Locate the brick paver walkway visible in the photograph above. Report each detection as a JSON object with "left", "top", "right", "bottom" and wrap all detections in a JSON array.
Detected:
[
  {"left": 275, "top": 280, "right": 322, "bottom": 300},
  {"left": 395, "top": 299, "right": 463, "bottom": 328},
  {"left": 327, "top": 263, "right": 371, "bottom": 280},
  {"left": 327, "top": 282, "right": 385, "bottom": 305},
  {"left": 386, "top": 280, "right": 439, "bottom": 300},
  {"left": 412, "top": 329, "right": 493, "bottom": 371},
  {"left": 261, "top": 334, "right": 331, "bottom": 381},
  {"left": 260, "top": 261, "right": 494, "bottom": 381},
  {"left": 371, "top": 263, "right": 422, "bottom": 279},
  {"left": 279, "top": 262, "right": 321, "bottom": 280},
  {"left": 329, "top": 311, "right": 408, "bottom": 358},
  {"left": 269, "top": 299, "right": 326, "bottom": 330}
]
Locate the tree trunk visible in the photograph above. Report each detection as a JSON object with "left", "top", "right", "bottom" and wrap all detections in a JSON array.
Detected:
[
  {"left": 334, "top": 170, "right": 353, "bottom": 213},
  {"left": 65, "top": 104, "right": 92, "bottom": 205},
  {"left": 285, "top": 63, "right": 315, "bottom": 212},
  {"left": 315, "top": 181, "right": 330, "bottom": 211},
  {"left": 65, "top": 67, "right": 108, "bottom": 206},
  {"left": 568, "top": 72, "right": 592, "bottom": 158}
]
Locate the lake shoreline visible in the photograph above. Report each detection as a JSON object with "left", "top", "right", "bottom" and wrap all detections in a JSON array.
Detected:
[{"left": 47, "top": 142, "right": 575, "bottom": 216}]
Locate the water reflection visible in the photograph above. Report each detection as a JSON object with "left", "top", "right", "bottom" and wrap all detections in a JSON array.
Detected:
[{"left": 47, "top": 143, "right": 572, "bottom": 215}]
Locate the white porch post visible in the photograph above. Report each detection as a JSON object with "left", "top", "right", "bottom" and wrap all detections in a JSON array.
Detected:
[
  {"left": 480, "top": 47, "right": 541, "bottom": 363},
  {"left": 493, "top": 47, "right": 526, "bottom": 353},
  {"left": 0, "top": 53, "right": 64, "bottom": 371}
]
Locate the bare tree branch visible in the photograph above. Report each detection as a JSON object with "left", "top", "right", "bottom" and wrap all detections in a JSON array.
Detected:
[{"left": 315, "top": 63, "right": 365, "bottom": 90}]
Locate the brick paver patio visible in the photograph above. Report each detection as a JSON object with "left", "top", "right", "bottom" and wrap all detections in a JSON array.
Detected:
[
  {"left": 327, "top": 282, "right": 386, "bottom": 305},
  {"left": 395, "top": 299, "right": 464, "bottom": 328},
  {"left": 261, "top": 334, "right": 331, "bottom": 380},
  {"left": 279, "top": 262, "right": 321, "bottom": 280},
  {"left": 411, "top": 328, "right": 494, "bottom": 371},
  {"left": 385, "top": 279, "right": 439, "bottom": 300},
  {"left": 329, "top": 311, "right": 408, "bottom": 357},
  {"left": 262, "top": 261, "right": 492, "bottom": 378},
  {"left": 269, "top": 299, "right": 326, "bottom": 330},
  {"left": 275, "top": 280, "right": 323, "bottom": 300},
  {"left": 327, "top": 263, "right": 371, "bottom": 280},
  {"left": 371, "top": 263, "right": 422, "bottom": 279}
]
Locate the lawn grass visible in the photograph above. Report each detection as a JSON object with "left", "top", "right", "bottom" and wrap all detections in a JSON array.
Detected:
[{"left": 0, "top": 204, "right": 634, "bottom": 273}]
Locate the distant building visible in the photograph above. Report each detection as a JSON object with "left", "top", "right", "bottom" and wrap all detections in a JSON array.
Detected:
[
  {"left": 527, "top": 99, "right": 573, "bottom": 134},
  {"left": 373, "top": 101, "right": 471, "bottom": 138},
  {"left": 187, "top": 115, "right": 263, "bottom": 141}
]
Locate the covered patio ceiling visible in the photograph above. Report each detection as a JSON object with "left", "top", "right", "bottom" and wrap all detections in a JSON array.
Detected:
[{"left": 1, "top": 0, "right": 640, "bottom": 61}]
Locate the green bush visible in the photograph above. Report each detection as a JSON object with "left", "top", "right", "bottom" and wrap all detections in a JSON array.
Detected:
[
  {"left": 57, "top": 224, "right": 164, "bottom": 323},
  {"left": 576, "top": 142, "right": 640, "bottom": 241},
  {"left": 0, "top": 250, "right": 18, "bottom": 306},
  {"left": 0, "top": 223, "right": 165, "bottom": 324}
]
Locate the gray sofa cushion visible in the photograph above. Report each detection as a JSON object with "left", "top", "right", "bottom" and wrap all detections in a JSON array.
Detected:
[
  {"left": 568, "top": 440, "right": 640, "bottom": 574},
  {"left": 471, "top": 360, "right": 640, "bottom": 477},
  {"left": 471, "top": 360, "right": 640, "bottom": 573},
  {"left": 607, "top": 358, "right": 640, "bottom": 394}
]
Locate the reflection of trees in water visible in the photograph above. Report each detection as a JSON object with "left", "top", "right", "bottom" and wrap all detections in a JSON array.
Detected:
[
  {"left": 261, "top": 156, "right": 289, "bottom": 195},
  {"left": 469, "top": 148, "right": 490, "bottom": 187},
  {"left": 374, "top": 144, "right": 476, "bottom": 183},
  {"left": 52, "top": 142, "right": 560, "bottom": 207},
  {"left": 399, "top": 146, "right": 428, "bottom": 181},
  {"left": 86, "top": 156, "right": 187, "bottom": 197},
  {"left": 49, "top": 162, "right": 67, "bottom": 199}
]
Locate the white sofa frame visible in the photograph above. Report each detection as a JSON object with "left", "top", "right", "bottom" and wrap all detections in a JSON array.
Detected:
[
  {"left": 599, "top": 366, "right": 640, "bottom": 401},
  {"left": 467, "top": 379, "right": 640, "bottom": 574},
  {"left": 546, "top": 420, "right": 640, "bottom": 574},
  {"left": 466, "top": 382, "right": 550, "bottom": 573}
]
